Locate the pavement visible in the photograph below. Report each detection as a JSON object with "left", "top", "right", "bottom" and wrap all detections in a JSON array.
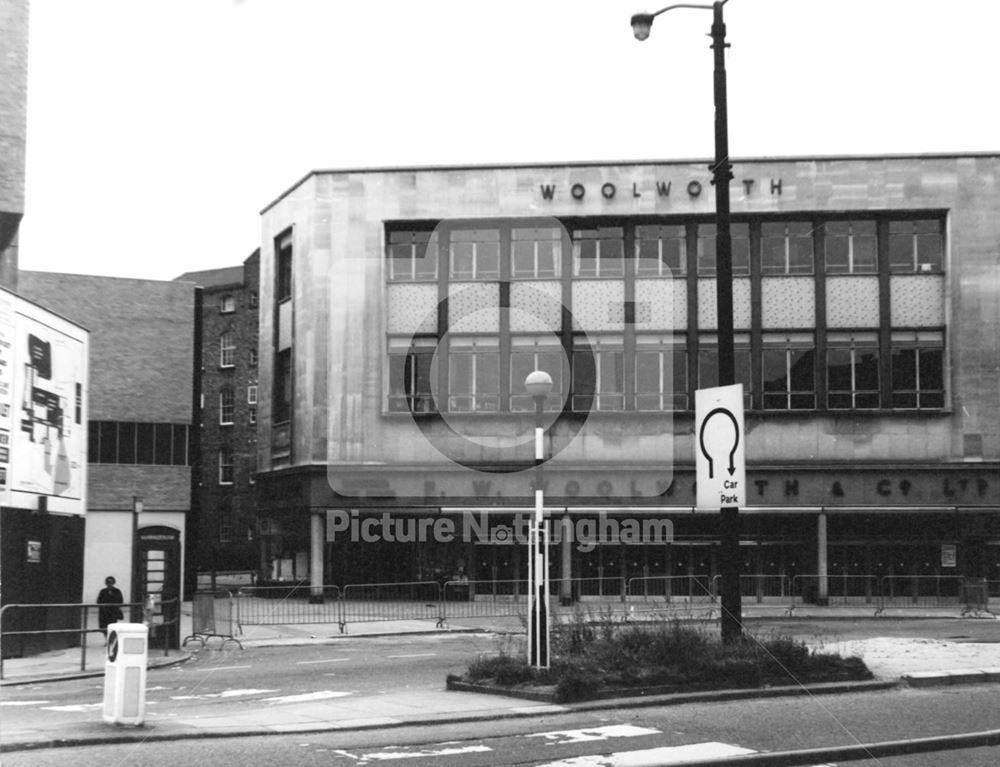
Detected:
[{"left": 2, "top": 601, "right": 1000, "bottom": 752}]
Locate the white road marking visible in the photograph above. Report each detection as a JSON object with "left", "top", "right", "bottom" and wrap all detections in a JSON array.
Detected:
[
  {"left": 170, "top": 688, "right": 278, "bottom": 700},
  {"left": 528, "top": 725, "right": 661, "bottom": 745},
  {"left": 297, "top": 658, "right": 350, "bottom": 664},
  {"left": 386, "top": 653, "right": 436, "bottom": 659},
  {"left": 534, "top": 741, "right": 756, "bottom": 766},
  {"left": 361, "top": 745, "right": 492, "bottom": 761},
  {"left": 0, "top": 700, "right": 50, "bottom": 706},
  {"left": 202, "top": 665, "right": 252, "bottom": 671},
  {"left": 261, "top": 690, "right": 354, "bottom": 704}
]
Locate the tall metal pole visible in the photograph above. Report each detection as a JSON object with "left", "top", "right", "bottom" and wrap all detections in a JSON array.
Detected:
[
  {"left": 709, "top": 0, "right": 742, "bottom": 644},
  {"left": 530, "top": 390, "right": 550, "bottom": 667}
]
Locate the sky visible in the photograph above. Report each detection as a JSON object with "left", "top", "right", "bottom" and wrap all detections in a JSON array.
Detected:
[{"left": 18, "top": 0, "right": 1000, "bottom": 282}]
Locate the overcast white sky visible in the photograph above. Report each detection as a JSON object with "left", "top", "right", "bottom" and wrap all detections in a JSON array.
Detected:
[{"left": 19, "top": 0, "right": 1000, "bottom": 282}]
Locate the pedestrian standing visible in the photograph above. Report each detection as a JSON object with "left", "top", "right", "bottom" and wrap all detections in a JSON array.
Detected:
[{"left": 97, "top": 575, "right": 124, "bottom": 635}]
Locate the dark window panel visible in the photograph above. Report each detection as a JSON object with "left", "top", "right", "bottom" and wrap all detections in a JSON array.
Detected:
[
  {"left": 153, "top": 423, "right": 172, "bottom": 465},
  {"left": 87, "top": 422, "right": 100, "bottom": 463},
  {"left": 117, "top": 422, "right": 136, "bottom": 464},
  {"left": 136, "top": 423, "right": 155, "bottom": 465},
  {"left": 172, "top": 424, "right": 188, "bottom": 466},
  {"left": 98, "top": 421, "right": 117, "bottom": 464}
]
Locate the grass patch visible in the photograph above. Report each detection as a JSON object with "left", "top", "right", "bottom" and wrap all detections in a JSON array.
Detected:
[{"left": 458, "top": 617, "right": 872, "bottom": 703}]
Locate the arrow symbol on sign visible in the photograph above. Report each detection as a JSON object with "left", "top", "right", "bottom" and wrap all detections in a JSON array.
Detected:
[{"left": 699, "top": 407, "right": 740, "bottom": 479}]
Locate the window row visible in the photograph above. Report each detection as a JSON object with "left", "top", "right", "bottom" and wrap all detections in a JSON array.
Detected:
[
  {"left": 218, "top": 333, "right": 257, "bottom": 368},
  {"left": 218, "top": 386, "right": 258, "bottom": 425},
  {"left": 88, "top": 421, "right": 189, "bottom": 466},
  {"left": 387, "top": 217, "right": 944, "bottom": 281},
  {"left": 387, "top": 331, "right": 945, "bottom": 414},
  {"left": 218, "top": 292, "right": 258, "bottom": 314}
]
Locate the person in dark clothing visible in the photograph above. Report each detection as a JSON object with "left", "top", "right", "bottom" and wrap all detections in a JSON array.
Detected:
[{"left": 97, "top": 576, "right": 124, "bottom": 634}]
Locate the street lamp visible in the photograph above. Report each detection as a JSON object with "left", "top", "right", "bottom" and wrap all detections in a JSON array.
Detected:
[
  {"left": 631, "top": 0, "right": 742, "bottom": 643},
  {"left": 524, "top": 370, "right": 553, "bottom": 668}
]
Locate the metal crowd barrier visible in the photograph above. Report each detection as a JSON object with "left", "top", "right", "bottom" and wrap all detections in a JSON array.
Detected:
[
  {"left": 0, "top": 599, "right": 178, "bottom": 680},
  {"left": 232, "top": 583, "right": 341, "bottom": 628}
]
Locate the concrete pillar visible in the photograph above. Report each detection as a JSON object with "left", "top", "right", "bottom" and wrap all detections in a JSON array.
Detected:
[
  {"left": 817, "top": 512, "right": 828, "bottom": 605},
  {"left": 560, "top": 514, "right": 573, "bottom": 605},
  {"left": 310, "top": 511, "right": 325, "bottom": 603}
]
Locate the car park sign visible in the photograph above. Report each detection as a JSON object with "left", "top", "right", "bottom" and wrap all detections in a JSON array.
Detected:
[{"left": 695, "top": 384, "right": 746, "bottom": 510}]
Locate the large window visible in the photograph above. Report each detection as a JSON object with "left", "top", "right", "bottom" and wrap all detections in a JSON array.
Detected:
[
  {"left": 827, "top": 333, "right": 880, "bottom": 409},
  {"left": 698, "top": 333, "right": 752, "bottom": 409},
  {"left": 389, "top": 230, "right": 438, "bottom": 281},
  {"left": 635, "top": 225, "right": 686, "bottom": 277},
  {"left": 218, "top": 448, "right": 234, "bottom": 485},
  {"left": 448, "top": 337, "right": 500, "bottom": 412},
  {"left": 762, "top": 333, "right": 816, "bottom": 410},
  {"left": 572, "top": 335, "right": 624, "bottom": 411},
  {"left": 635, "top": 335, "right": 688, "bottom": 410},
  {"left": 891, "top": 331, "right": 944, "bottom": 408},
  {"left": 220, "top": 332, "right": 235, "bottom": 367},
  {"left": 573, "top": 227, "right": 624, "bottom": 277},
  {"left": 276, "top": 231, "right": 293, "bottom": 300},
  {"left": 450, "top": 228, "right": 500, "bottom": 280},
  {"left": 273, "top": 348, "right": 292, "bottom": 423},
  {"left": 388, "top": 337, "right": 436, "bottom": 413},
  {"left": 88, "top": 422, "right": 188, "bottom": 466},
  {"left": 697, "top": 222, "right": 750, "bottom": 276},
  {"left": 889, "top": 219, "right": 944, "bottom": 272},
  {"left": 824, "top": 220, "right": 877, "bottom": 274},
  {"left": 512, "top": 227, "right": 561, "bottom": 279},
  {"left": 509, "top": 337, "right": 564, "bottom": 411},
  {"left": 761, "top": 221, "right": 814, "bottom": 275},
  {"left": 219, "top": 387, "right": 234, "bottom": 424}
]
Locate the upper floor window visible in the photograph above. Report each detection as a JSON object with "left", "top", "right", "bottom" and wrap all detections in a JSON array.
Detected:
[
  {"left": 450, "top": 228, "right": 500, "bottom": 280},
  {"left": 219, "top": 387, "right": 235, "bottom": 425},
  {"left": 220, "top": 332, "right": 235, "bottom": 367},
  {"left": 218, "top": 448, "right": 234, "bottom": 485},
  {"left": 889, "top": 219, "right": 944, "bottom": 272},
  {"left": 891, "top": 331, "right": 944, "bottom": 409},
  {"left": 89, "top": 421, "right": 188, "bottom": 466},
  {"left": 273, "top": 348, "right": 292, "bottom": 423},
  {"left": 573, "top": 227, "right": 624, "bottom": 278},
  {"left": 698, "top": 332, "right": 752, "bottom": 410},
  {"left": 762, "top": 333, "right": 816, "bottom": 410},
  {"left": 824, "top": 220, "right": 877, "bottom": 274},
  {"left": 388, "top": 337, "right": 435, "bottom": 413},
  {"left": 509, "top": 336, "right": 564, "bottom": 411},
  {"left": 697, "top": 222, "right": 750, "bottom": 276},
  {"left": 635, "top": 225, "right": 686, "bottom": 277},
  {"left": 276, "top": 231, "right": 293, "bottom": 301},
  {"left": 247, "top": 385, "right": 258, "bottom": 405},
  {"left": 389, "top": 230, "right": 437, "bottom": 281},
  {"left": 249, "top": 291, "right": 259, "bottom": 309},
  {"left": 512, "top": 227, "right": 561, "bottom": 279},
  {"left": 636, "top": 334, "right": 688, "bottom": 411},
  {"left": 761, "top": 221, "right": 814, "bottom": 275},
  {"left": 448, "top": 337, "right": 500, "bottom": 412},
  {"left": 220, "top": 295, "right": 236, "bottom": 313},
  {"left": 827, "top": 332, "right": 879, "bottom": 409},
  {"left": 572, "top": 335, "right": 624, "bottom": 411},
  {"left": 249, "top": 349, "right": 258, "bottom": 367}
]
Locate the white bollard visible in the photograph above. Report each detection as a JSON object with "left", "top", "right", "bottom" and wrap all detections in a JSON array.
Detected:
[{"left": 102, "top": 622, "right": 148, "bottom": 726}]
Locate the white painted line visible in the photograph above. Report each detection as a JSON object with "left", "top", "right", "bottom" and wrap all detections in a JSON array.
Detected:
[
  {"left": 170, "top": 689, "right": 278, "bottom": 700},
  {"left": 534, "top": 741, "right": 756, "bottom": 766},
  {"left": 363, "top": 745, "right": 492, "bottom": 761},
  {"left": 297, "top": 658, "right": 350, "bottom": 664},
  {"left": 510, "top": 704, "right": 570, "bottom": 714},
  {"left": 0, "top": 701, "right": 50, "bottom": 706},
  {"left": 203, "top": 665, "right": 252, "bottom": 671},
  {"left": 528, "top": 725, "right": 661, "bottom": 745},
  {"left": 386, "top": 653, "right": 437, "bottom": 659},
  {"left": 261, "top": 690, "right": 354, "bottom": 704}
]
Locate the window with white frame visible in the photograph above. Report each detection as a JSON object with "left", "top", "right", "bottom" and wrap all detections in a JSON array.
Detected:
[
  {"left": 761, "top": 221, "right": 814, "bottom": 275},
  {"left": 824, "top": 220, "right": 877, "bottom": 274},
  {"left": 635, "top": 335, "right": 688, "bottom": 411},
  {"left": 697, "top": 222, "right": 750, "bottom": 276},
  {"left": 218, "top": 448, "right": 234, "bottom": 484},
  {"left": 891, "top": 331, "right": 944, "bottom": 409},
  {"left": 572, "top": 335, "right": 624, "bottom": 411},
  {"left": 247, "top": 385, "right": 257, "bottom": 405},
  {"left": 220, "top": 332, "right": 235, "bottom": 367},
  {"left": 827, "top": 332, "right": 880, "bottom": 409},
  {"left": 511, "top": 227, "right": 561, "bottom": 279},
  {"left": 219, "top": 387, "right": 234, "bottom": 424},
  {"left": 249, "top": 407, "right": 257, "bottom": 424},
  {"left": 573, "top": 227, "right": 624, "bottom": 278},
  {"left": 888, "top": 219, "right": 944, "bottom": 272},
  {"left": 762, "top": 333, "right": 816, "bottom": 410},
  {"left": 449, "top": 228, "right": 500, "bottom": 280},
  {"left": 388, "top": 230, "right": 438, "bottom": 281},
  {"left": 220, "top": 295, "right": 236, "bottom": 313},
  {"left": 448, "top": 337, "right": 500, "bottom": 412},
  {"left": 509, "top": 336, "right": 565, "bottom": 411},
  {"left": 635, "top": 225, "right": 686, "bottom": 277}
]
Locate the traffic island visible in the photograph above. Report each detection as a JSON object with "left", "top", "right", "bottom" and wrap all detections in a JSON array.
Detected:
[{"left": 447, "top": 619, "right": 874, "bottom": 704}]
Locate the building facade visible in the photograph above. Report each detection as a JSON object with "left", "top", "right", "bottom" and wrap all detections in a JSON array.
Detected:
[
  {"left": 0, "top": 0, "right": 28, "bottom": 291},
  {"left": 254, "top": 155, "right": 1000, "bottom": 598},
  {"left": 176, "top": 252, "right": 260, "bottom": 578},
  {"left": 18, "top": 272, "right": 195, "bottom": 637}
]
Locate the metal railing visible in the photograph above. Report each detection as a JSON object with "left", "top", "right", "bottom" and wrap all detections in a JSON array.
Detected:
[
  {"left": 0, "top": 599, "right": 179, "bottom": 680},
  {"left": 232, "top": 583, "right": 341, "bottom": 627}
]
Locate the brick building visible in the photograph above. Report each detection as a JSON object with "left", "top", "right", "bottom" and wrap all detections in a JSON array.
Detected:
[
  {"left": 176, "top": 251, "right": 260, "bottom": 578},
  {"left": 0, "top": 0, "right": 27, "bottom": 291},
  {"left": 253, "top": 155, "right": 1000, "bottom": 599}
]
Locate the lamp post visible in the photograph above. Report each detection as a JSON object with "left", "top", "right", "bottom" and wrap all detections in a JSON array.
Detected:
[
  {"left": 631, "top": 0, "right": 742, "bottom": 643},
  {"left": 524, "top": 370, "right": 553, "bottom": 667}
]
